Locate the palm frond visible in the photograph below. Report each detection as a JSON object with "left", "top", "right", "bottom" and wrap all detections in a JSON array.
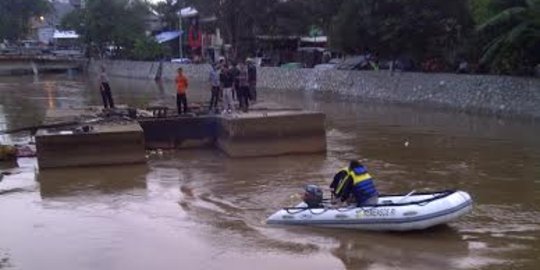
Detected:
[
  {"left": 526, "top": 0, "right": 540, "bottom": 8},
  {"left": 476, "top": 7, "right": 526, "bottom": 32},
  {"left": 480, "top": 35, "right": 506, "bottom": 64},
  {"left": 505, "top": 21, "right": 531, "bottom": 44},
  {"left": 519, "top": 29, "right": 540, "bottom": 48}
]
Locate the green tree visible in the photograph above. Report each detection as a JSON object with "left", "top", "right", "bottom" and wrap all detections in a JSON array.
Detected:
[
  {"left": 477, "top": 0, "right": 540, "bottom": 74},
  {"left": 330, "top": 0, "right": 473, "bottom": 66},
  {"left": 153, "top": 0, "right": 181, "bottom": 31},
  {"left": 470, "top": 0, "right": 497, "bottom": 24},
  {"left": 187, "top": 0, "right": 265, "bottom": 57},
  {"left": 188, "top": 0, "right": 315, "bottom": 57},
  {"left": 59, "top": 9, "right": 85, "bottom": 31},
  {"left": 61, "top": 0, "right": 149, "bottom": 57},
  {"left": 131, "top": 36, "right": 170, "bottom": 60},
  {"left": 0, "top": 0, "right": 51, "bottom": 41},
  {"left": 301, "top": 0, "right": 345, "bottom": 35}
]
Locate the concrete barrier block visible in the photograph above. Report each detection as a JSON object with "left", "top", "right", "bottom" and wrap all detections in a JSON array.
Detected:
[
  {"left": 36, "top": 122, "right": 146, "bottom": 169},
  {"left": 218, "top": 111, "right": 325, "bottom": 140},
  {"left": 216, "top": 111, "right": 326, "bottom": 157},
  {"left": 138, "top": 116, "right": 216, "bottom": 149}
]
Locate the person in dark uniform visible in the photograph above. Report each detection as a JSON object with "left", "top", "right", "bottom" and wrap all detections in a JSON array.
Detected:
[
  {"left": 98, "top": 65, "right": 115, "bottom": 109},
  {"left": 237, "top": 62, "right": 250, "bottom": 112},
  {"left": 230, "top": 62, "right": 240, "bottom": 101},
  {"left": 247, "top": 58, "right": 257, "bottom": 102}
]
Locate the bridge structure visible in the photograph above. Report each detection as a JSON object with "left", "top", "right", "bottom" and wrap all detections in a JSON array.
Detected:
[{"left": 0, "top": 55, "right": 86, "bottom": 76}]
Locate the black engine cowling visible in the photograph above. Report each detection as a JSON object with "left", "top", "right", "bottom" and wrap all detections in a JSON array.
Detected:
[{"left": 303, "top": 184, "right": 323, "bottom": 208}]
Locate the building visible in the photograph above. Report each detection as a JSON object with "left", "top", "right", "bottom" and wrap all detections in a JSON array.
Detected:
[
  {"left": 255, "top": 35, "right": 329, "bottom": 67},
  {"left": 30, "top": 0, "right": 79, "bottom": 44},
  {"left": 145, "top": 9, "right": 164, "bottom": 35}
]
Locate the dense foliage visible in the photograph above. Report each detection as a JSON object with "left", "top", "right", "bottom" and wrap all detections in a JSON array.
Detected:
[
  {"left": 477, "top": 0, "right": 540, "bottom": 74},
  {"left": 132, "top": 36, "right": 170, "bottom": 61},
  {"left": 331, "top": 0, "right": 474, "bottom": 63},
  {"left": 61, "top": 0, "right": 149, "bottom": 57},
  {"left": 153, "top": 0, "right": 182, "bottom": 31},
  {"left": 53, "top": 0, "right": 540, "bottom": 74},
  {"left": 189, "top": 0, "right": 538, "bottom": 75},
  {"left": 0, "top": 0, "right": 51, "bottom": 41}
]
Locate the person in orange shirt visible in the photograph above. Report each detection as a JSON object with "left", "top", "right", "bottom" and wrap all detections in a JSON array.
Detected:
[{"left": 175, "top": 67, "right": 189, "bottom": 114}]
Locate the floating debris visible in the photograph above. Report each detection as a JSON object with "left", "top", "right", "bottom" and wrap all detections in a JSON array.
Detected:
[{"left": 0, "top": 145, "right": 17, "bottom": 161}]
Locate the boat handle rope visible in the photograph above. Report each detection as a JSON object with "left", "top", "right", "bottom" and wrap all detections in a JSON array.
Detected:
[
  {"left": 285, "top": 207, "right": 330, "bottom": 215},
  {"left": 283, "top": 191, "right": 454, "bottom": 214},
  {"left": 284, "top": 205, "right": 372, "bottom": 214},
  {"left": 284, "top": 198, "right": 436, "bottom": 214}
]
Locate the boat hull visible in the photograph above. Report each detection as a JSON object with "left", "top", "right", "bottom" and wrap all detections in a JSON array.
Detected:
[{"left": 266, "top": 190, "right": 473, "bottom": 231}]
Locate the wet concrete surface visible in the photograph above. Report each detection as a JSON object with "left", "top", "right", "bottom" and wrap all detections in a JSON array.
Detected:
[{"left": 1, "top": 73, "right": 540, "bottom": 269}]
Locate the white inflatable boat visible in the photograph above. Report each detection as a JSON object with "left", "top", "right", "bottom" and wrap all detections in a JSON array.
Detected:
[{"left": 266, "top": 190, "right": 473, "bottom": 231}]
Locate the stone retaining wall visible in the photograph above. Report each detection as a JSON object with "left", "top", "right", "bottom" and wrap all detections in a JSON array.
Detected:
[
  {"left": 0, "top": 59, "right": 83, "bottom": 75},
  {"left": 90, "top": 60, "right": 540, "bottom": 119}
]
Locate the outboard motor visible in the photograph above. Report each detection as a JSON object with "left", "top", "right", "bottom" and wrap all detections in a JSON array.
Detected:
[{"left": 303, "top": 184, "right": 323, "bottom": 208}]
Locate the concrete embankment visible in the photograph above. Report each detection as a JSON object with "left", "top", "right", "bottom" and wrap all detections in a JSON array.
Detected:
[
  {"left": 0, "top": 56, "right": 84, "bottom": 75},
  {"left": 89, "top": 60, "right": 540, "bottom": 119}
]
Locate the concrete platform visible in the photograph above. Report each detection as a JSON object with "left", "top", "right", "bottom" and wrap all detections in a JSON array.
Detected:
[
  {"left": 137, "top": 101, "right": 327, "bottom": 157},
  {"left": 36, "top": 111, "right": 146, "bottom": 168},
  {"left": 216, "top": 111, "right": 326, "bottom": 157},
  {"left": 138, "top": 115, "right": 216, "bottom": 149},
  {"left": 42, "top": 106, "right": 131, "bottom": 125},
  {"left": 35, "top": 102, "right": 326, "bottom": 168}
]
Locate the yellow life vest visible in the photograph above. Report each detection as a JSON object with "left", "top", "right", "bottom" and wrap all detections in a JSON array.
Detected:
[
  {"left": 351, "top": 171, "right": 372, "bottom": 184},
  {"left": 334, "top": 167, "right": 350, "bottom": 195},
  {"left": 335, "top": 167, "right": 373, "bottom": 195}
]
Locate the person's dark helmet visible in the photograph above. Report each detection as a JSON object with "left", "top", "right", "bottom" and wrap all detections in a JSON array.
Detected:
[{"left": 349, "top": 160, "right": 361, "bottom": 169}]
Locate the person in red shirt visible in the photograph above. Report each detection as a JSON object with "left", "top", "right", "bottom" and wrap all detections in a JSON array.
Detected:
[{"left": 175, "top": 67, "right": 189, "bottom": 114}]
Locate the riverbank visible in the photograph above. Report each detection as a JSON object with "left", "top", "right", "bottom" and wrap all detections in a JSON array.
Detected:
[
  {"left": 91, "top": 59, "right": 540, "bottom": 120},
  {"left": 2, "top": 74, "right": 540, "bottom": 270}
]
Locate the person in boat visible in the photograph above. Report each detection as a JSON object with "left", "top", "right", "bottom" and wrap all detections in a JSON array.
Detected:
[{"left": 330, "top": 160, "right": 379, "bottom": 206}]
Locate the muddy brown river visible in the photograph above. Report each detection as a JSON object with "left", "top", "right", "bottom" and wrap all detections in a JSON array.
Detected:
[{"left": 1, "top": 73, "right": 540, "bottom": 270}]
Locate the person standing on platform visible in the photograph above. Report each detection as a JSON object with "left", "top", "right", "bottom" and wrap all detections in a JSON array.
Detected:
[
  {"left": 99, "top": 65, "right": 115, "bottom": 109},
  {"left": 237, "top": 62, "right": 250, "bottom": 112},
  {"left": 220, "top": 64, "right": 234, "bottom": 114},
  {"left": 208, "top": 64, "right": 220, "bottom": 112},
  {"left": 217, "top": 57, "right": 226, "bottom": 101},
  {"left": 247, "top": 58, "right": 257, "bottom": 102},
  {"left": 230, "top": 62, "right": 240, "bottom": 102},
  {"left": 175, "top": 67, "right": 189, "bottom": 115}
]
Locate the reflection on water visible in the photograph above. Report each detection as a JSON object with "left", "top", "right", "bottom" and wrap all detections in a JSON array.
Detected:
[
  {"left": 37, "top": 164, "right": 148, "bottom": 199},
  {"left": 329, "top": 226, "right": 468, "bottom": 269},
  {"left": 1, "top": 73, "right": 540, "bottom": 270},
  {"left": 43, "top": 81, "right": 56, "bottom": 110}
]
